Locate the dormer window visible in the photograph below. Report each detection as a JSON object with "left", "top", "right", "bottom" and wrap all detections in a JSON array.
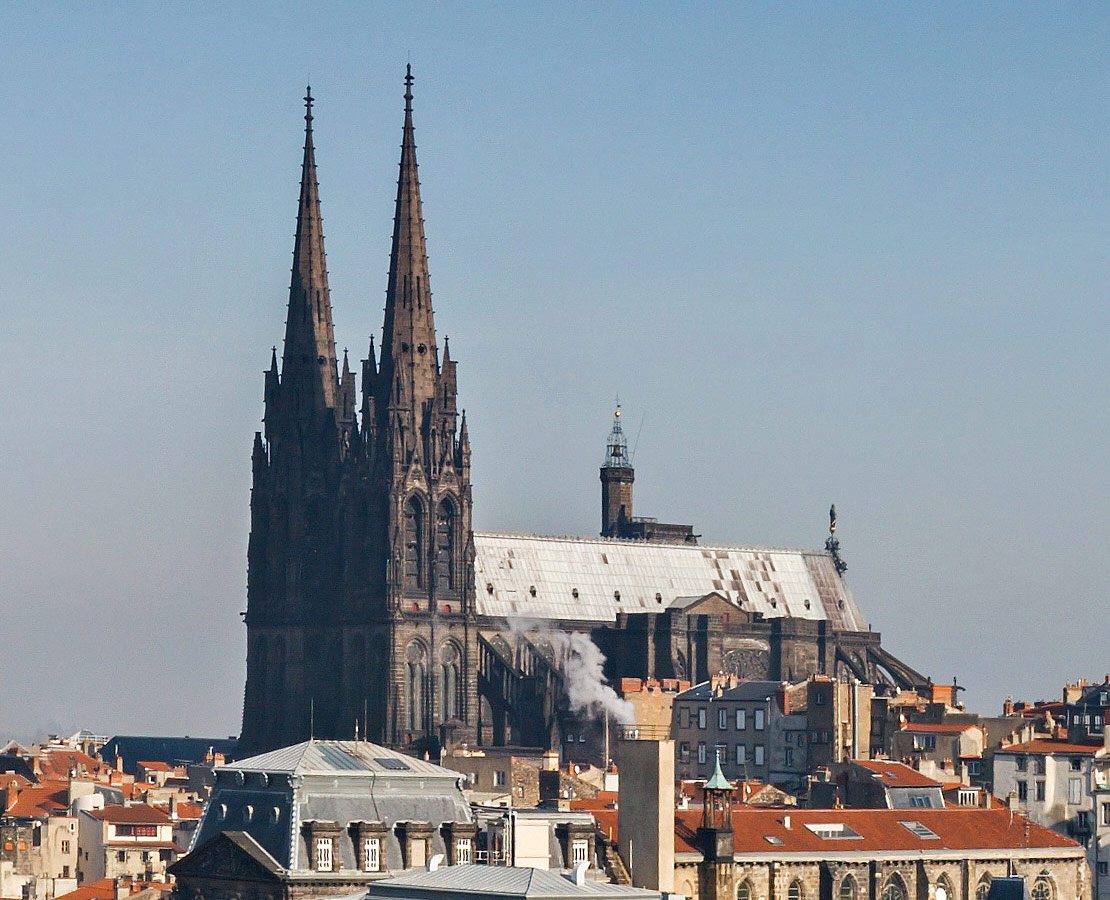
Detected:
[
  {"left": 455, "top": 837, "right": 472, "bottom": 864},
  {"left": 362, "top": 836, "right": 381, "bottom": 872},
  {"left": 315, "top": 836, "right": 334, "bottom": 872}
]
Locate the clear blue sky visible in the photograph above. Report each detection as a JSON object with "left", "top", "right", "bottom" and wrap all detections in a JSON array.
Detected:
[{"left": 2, "top": 3, "right": 1107, "bottom": 738}]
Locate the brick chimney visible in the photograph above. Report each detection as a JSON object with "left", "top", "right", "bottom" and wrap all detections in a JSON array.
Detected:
[
  {"left": 777, "top": 683, "right": 789, "bottom": 716},
  {"left": 1003, "top": 696, "right": 1014, "bottom": 715},
  {"left": 4, "top": 779, "right": 19, "bottom": 812}
]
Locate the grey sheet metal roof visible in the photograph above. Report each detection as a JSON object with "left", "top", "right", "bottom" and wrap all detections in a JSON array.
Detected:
[
  {"left": 366, "top": 864, "right": 660, "bottom": 899},
  {"left": 678, "top": 680, "right": 781, "bottom": 702},
  {"left": 226, "top": 740, "right": 455, "bottom": 778},
  {"left": 473, "top": 532, "right": 865, "bottom": 630}
]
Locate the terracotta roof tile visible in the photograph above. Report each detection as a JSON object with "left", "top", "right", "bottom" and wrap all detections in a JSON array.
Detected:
[
  {"left": 591, "top": 807, "right": 1077, "bottom": 856},
  {"left": 852, "top": 760, "right": 944, "bottom": 788},
  {"left": 1000, "top": 739, "right": 1103, "bottom": 755},
  {"left": 85, "top": 804, "right": 171, "bottom": 824},
  {"left": 899, "top": 723, "right": 980, "bottom": 734}
]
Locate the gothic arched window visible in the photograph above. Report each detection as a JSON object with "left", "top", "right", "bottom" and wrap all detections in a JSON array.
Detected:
[
  {"left": 935, "top": 875, "right": 954, "bottom": 900},
  {"left": 788, "top": 880, "right": 805, "bottom": 900},
  {"left": 438, "top": 642, "right": 461, "bottom": 721},
  {"left": 1031, "top": 877, "right": 1054, "bottom": 900},
  {"left": 738, "top": 881, "right": 753, "bottom": 900},
  {"left": 881, "top": 875, "right": 907, "bottom": 900},
  {"left": 405, "top": 642, "right": 426, "bottom": 732},
  {"left": 840, "top": 875, "right": 857, "bottom": 900},
  {"left": 976, "top": 877, "right": 992, "bottom": 900},
  {"left": 436, "top": 498, "right": 456, "bottom": 590},
  {"left": 404, "top": 496, "right": 424, "bottom": 590}
]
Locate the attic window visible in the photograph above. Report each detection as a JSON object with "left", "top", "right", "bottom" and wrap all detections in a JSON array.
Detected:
[
  {"left": 804, "top": 598, "right": 811, "bottom": 610},
  {"left": 487, "top": 583, "right": 494, "bottom": 595},
  {"left": 804, "top": 823, "right": 862, "bottom": 840},
  {"left": 614, "top": 591, "right": 621, "bottom": 602},
  {"left": 572, "top": 588, "right": 579, "bottom": 599},
  {"left": 899, "top": 821, "right": 940, "bottom": 840},
  {"left": 418, "top": 344, "right": 427, "bottom": 354},
  {"left": 529, "top": 585, "right": 537, "bottom": 597},
  {"left": 270, "top": 807, "right": 281, "bottom": 824},
  {"left": 763, "top": 836, "right": 784, "bottom": 845},
  {"left": 242, "top": 805, "right": 254, "bottom": 823},
  {"left": 375, "top": 758, "right": 411, "bottom": 771},
  {"left": 656, "top": 593, "right": 662, "bottom": 604}
]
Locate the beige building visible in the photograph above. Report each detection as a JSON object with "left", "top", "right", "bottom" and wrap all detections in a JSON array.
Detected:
[{"left": 76, "top": 806, "right": 176, "bottom": 884}]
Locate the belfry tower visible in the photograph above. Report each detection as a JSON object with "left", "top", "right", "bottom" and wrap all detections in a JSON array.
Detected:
[
  {"left": 241, "top": 71, "right": 477, "bottom": 755},
  {"left": 356, "top": 66, "right": 477, "bottom": 750}
]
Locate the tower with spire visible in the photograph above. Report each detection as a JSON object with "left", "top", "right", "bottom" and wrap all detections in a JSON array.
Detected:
[
  {"left": 240, "top": 73, "right": 476, "bottom": 755},
  {"left": 355, "top": 65, "right": 476, "bottom": 750}
]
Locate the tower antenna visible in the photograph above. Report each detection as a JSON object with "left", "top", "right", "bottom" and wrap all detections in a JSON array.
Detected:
[
  {"left": 309, "top": 698, "right": 315, "bottom": 741},
  {"left": 630, "top": 409, "right": 646, "bottom": 464}
]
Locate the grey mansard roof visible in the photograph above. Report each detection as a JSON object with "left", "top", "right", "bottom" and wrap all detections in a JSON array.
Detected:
[
  {"left": 228, "top": 740, "right": 456, "bottom": 779},
  {"left": 191, "top": 741, "right": 471, "bottom": 872},
  {"left": 472, "top": 532, "right": 865, "bottom": 630}
]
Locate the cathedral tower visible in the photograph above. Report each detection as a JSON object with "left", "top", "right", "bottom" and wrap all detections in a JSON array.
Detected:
[
  {"left": 356, "top": 66, "right": 477, "bottom": 750},
  {"left": 241, "top": 73, "right": 476, "bottom": 756}
]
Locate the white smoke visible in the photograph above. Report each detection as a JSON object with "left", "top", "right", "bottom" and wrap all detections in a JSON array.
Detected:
[{"left": 504, "top": 619, "right": 635, "bottom": 725}]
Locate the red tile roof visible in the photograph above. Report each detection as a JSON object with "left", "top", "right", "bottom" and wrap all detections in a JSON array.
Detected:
[
  {"left": 591, "top": 807, "right": 1078, "bottom": 856},
  {"left": 852, "top": 760, "right": 943, "bottom": 788},
  {"left": 1000, "top": 739, "right": 1103, "bottom": 755},
  {"left": 85, "top": 804, "right": 171, "bottom": 824},
  {"left": 36, "top": 750, "right": 106, "bottom": 780},
  {"left": 900, "top": 723, "right": 980, "bottom": 734},
  {"left": 52, "top": 879, "right": 173, "bottom": 900},
  {"left": 136, "top": 762, "right": 173, "bottom": 772},
  {"left": 5, "top": 782, "right": 69, "bottom": 817}
]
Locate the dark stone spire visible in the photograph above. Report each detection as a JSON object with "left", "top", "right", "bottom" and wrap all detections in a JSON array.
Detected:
[
  {"left": 377, "top": 66, "right": 439, "bottom": 415},
  {"left": 282, "top": 86, "right": 340, "bottom": 413}
]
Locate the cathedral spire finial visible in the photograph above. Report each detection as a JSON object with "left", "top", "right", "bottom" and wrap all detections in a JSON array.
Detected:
[
  {"left": 280, "top": 85, "right": 340, "bottom": 412},
  {"left": 376, "top": 64, "right": 439, "bottom": 413}
]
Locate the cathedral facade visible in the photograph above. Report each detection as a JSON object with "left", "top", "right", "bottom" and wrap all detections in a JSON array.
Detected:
[{"left": 239, "top": 72, "right": 927, "bottom": 758}]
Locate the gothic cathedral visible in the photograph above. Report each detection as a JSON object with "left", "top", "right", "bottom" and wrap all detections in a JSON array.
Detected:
[{"left": 240, "top": 71, "right": 477, "bottom": 756}]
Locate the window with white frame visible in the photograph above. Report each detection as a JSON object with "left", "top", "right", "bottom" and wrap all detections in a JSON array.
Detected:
[
  {"left": 456, "top": 838, "right": 472, "bottom": 864},
  {"left": 315, "top": 836, "right": 334, "bottom": 872},
  {"left": 736, "top": 709, "right": 746, "bottom": 730},
  {"left": 754, "top": 744, "right": 765, "bottom": 765},
  {"left": 362, "top": 836, "right": 381, "bottom": 872},
  {"left": 571, "top": 839, "right": 589, "bottom": 865},
  {"left": 754, "top": 709, "right": 765, "bottom": 730},
  {"left": 1069, "top": 778, "right": 1082, "bottom": 805},
  {"left": 735, "top": 744, "right": 746, "bottom": 765},
  {"left": 698, "top": 707, "right": 707, "bottom": 729},
  {"left": 719, "top": 708, "right": 728, "bottom": 729},
  {"left": 697, "top": 742, "right": 707, "bottom": 764}
]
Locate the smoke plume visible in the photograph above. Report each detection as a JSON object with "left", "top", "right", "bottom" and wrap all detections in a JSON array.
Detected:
[{"left": 505, "top": 619, "right": 635, "bottom": 725}]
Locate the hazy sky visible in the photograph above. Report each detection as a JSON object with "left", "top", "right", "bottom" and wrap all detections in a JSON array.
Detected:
[{"left": 2, "top": 4, "right": 1107, "bottom": 740}]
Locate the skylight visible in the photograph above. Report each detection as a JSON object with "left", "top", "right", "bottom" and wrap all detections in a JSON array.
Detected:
[
  {"left": 804, "top": 823, "right": 862, "bottom": 840},
  {"left": 899, "top": 820, "right": 940, "bottom": 840},
  {"left": 764, "top": 836, "right": 784, "bottom": 845},
  {"left": 375, "top": 758, "right": 411, "bottom": 771}
]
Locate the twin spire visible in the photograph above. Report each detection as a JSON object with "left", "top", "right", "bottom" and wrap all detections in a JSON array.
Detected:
[
  {"left": 279, "top": 70, "right": 439, "bottom": 422},
  {"left": 281, "top": 85, "right": 339, "bottom": 413}
]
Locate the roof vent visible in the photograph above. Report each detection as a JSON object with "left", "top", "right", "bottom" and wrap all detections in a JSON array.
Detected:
[
  {"left": 572, "top": 860, "right": 589, "bottom": 885},
  {"left": 426, "top": 853, "right": 444, "bottom": 872}
]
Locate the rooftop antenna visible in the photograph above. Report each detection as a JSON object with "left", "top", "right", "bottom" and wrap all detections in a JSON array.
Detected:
[
  {"left": 309, "top": 698, "right": 315, "bottom": 741},
  {"left": 630, "top": 409, "right": 646, "bottom": 464}
]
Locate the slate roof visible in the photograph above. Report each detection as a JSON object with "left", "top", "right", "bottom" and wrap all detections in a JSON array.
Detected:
[
  {"left": 366, "top": 865, "right": 660, "bottom": 899},
  {"left": 472, "top": 532, "right": 865, "bottom": 629},
  {"left": 101, "top": 737, "right": 238, "bottom": 775},
  {"left": 227, "top": 740, "right": 457, "bottom": 778},
  {"left": 677, "top": 680, "right": 781, "bottom": 703}
]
